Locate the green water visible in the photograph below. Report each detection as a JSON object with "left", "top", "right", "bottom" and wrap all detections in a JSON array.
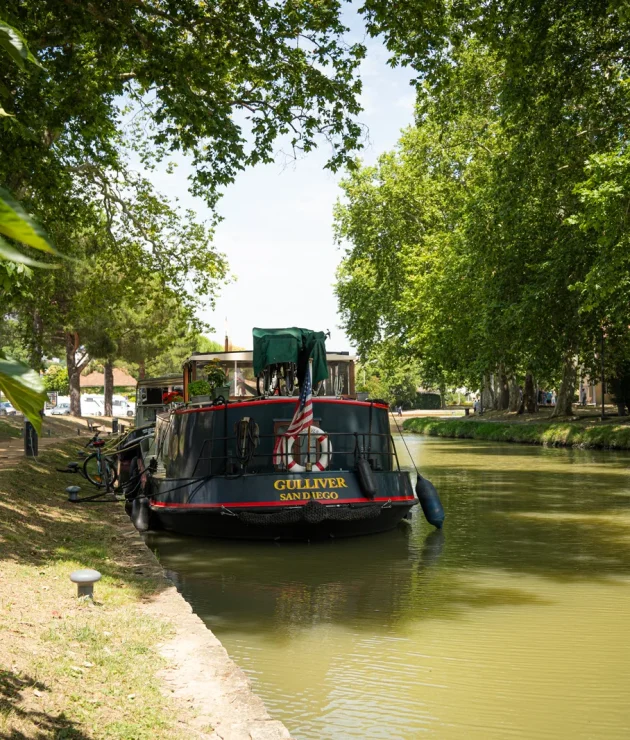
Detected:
[{"left": 148, "top": 436, "right": 630, "bottom": 739}]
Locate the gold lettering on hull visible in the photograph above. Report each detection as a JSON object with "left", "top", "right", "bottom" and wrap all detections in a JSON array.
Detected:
[
  {"left": 273, "top": 476, "right": 350, "bottom": 502},
  {"left": 279, "top": 492, "right": 340, "bottom": 501}
]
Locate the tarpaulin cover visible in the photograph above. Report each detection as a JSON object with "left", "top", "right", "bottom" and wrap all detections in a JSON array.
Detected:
[{"left": 252, "top": 327, "right": 328, "bottom": 386}]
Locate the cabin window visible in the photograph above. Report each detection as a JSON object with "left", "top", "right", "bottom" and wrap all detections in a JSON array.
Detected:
[{"left": 144, "top": 387, "right": 165, "bottom": 405}]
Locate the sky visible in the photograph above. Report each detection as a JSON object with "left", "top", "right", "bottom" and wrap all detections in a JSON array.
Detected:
[{"left": 146, "top": 10, "right": 416, "bottom": 353}]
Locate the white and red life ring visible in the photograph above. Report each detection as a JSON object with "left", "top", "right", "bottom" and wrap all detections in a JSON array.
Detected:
[{"left": 279, "top": 426, "right": 332, "bottom": 472}]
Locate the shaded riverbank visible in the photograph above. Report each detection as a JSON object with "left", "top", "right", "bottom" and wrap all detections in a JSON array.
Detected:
[
  {"left": 403, "top": 415, "right": 630, "bottom": 448},
  {"left": 0, "top": 443, "right": 289, "bottom": 739}
]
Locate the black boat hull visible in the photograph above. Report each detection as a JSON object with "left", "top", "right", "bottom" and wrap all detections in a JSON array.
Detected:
[
  {"left": 149, "top": 501, "right": 415, "bottom": 540},
  {"left": 146, "top": 469, "right": 417, "bottom": 540}
]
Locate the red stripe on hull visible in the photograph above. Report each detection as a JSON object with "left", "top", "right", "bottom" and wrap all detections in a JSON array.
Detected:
[
  {"left": 151, "top": 496, "right": 415, "bottom": 509},
  {"left": 175, "top": 398, "right": 389, "bottom": 415}
]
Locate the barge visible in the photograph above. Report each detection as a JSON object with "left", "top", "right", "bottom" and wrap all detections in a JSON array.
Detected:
[{"left": 123, "top": 328, "right": 442, "bottom": 540}]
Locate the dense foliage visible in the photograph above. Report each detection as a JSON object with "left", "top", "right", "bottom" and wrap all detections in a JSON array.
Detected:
[
  {"left": 43, "top": 364, "right": 69, "bottom": 395},
  {"left": 336, "top": 2, "right": 630, "bottom": 415},
  {"left": 0, "top": 3, "right": 367, "bottom": 417}
]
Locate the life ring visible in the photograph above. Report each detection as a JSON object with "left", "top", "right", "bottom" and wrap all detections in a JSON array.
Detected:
[{"left": 280, "top": 426, "right": 332, "bottom": 472}]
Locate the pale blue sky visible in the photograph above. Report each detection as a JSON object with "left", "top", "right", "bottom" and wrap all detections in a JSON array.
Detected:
[{"left": 147, "top": 11, "right": 416, "bottom": 352}]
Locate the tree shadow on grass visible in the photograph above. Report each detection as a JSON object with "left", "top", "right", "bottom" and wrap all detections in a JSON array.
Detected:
[
  {"left": 0, "top": 669, "right": 91, "bottom": 739},
  {"left": 0, "top": 443, "right": 167, "bottom": 600}
]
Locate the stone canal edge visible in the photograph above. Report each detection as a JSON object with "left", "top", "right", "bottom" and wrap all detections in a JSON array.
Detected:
[{"left": 121, "top": 523, "right": 292, "bottom": 740}]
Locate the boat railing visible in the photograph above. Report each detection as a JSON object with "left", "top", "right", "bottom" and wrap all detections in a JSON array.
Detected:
[{"left": 190, "top": 432, "right": 400, "bottom": 477}]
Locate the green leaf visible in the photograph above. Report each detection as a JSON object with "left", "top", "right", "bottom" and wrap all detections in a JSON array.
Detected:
[
  {"left": 0, "top": 354, "right": 47, "bottom": 434},
  {"left": 0, "top": 236, "right": 59, "bottom": 268},
  {"left": 0, "top": 21, "right": 43, "bottom": 70},
  {"left": 0, "top": 187, "right": 58, "bottom": 254}
]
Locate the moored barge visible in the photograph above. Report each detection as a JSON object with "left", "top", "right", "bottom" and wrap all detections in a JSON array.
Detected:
[{"left": 125, "top": 328, "right": 442, "bottom": 540}]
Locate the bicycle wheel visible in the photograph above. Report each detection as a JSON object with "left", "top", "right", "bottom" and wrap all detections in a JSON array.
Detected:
[
  {"left": 269, "top": 366, "right": 280, "bottom": 395},
  {"left": 83, "top": 452, "right": 117, "bottom": 488},
  {"left": 256, "top": 368, "right": 269, "bottom": 396},
  {"left": 284, "top": 363, "right": 296, "bottom": 395}
]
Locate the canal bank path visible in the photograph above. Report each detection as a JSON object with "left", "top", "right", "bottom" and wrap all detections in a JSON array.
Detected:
[
  {"left": 0, "top": 440, "right": 291, "bottom": 740},
  {"left": 402, "top": 409, "right": 630, "bottom": 449}
]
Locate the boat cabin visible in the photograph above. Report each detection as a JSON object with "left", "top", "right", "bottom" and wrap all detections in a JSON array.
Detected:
[
  {"left": 182, "top": 350, "right": 356, "bottom": 401},
  {"left": 135, "top": 374, "right": 183, "bottom": 426}
]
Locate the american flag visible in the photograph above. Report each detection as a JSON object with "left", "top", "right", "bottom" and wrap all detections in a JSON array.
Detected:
[{"left": 272, "top": 364, "right": 313, "bottom": 467}]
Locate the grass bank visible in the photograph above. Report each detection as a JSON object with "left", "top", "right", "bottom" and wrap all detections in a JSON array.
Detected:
[
  {"left": 0, "top": 418, "right": 20, "bottom": 440},
  {"left": 0, "top": 414, "right": 113, "bottom": 442},
  {"left": 0, "top": 443, "right": 197, "bottom": 739},
  {"left": 403, "top": 416, "right": 630, "bottom": 449}
]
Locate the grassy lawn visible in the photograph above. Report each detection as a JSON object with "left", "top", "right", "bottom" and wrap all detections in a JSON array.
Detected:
[
  {"left": 0, "top": 419, "right": 20, "bottom": 440},
  {"left": 0, "top": 415, "right": 115, "bottom": 442},
  {"left": 0, "top": 442, "right": 191, "bottom": 739},
  {"left": 403, "top": 413, "right": 630, "bottom": 449}
]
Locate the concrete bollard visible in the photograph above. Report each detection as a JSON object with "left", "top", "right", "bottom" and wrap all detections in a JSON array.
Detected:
[
  {"left": 66, "top": 485, "right": 81, "bottom": 502},
  {"left": 70, "top": 569, "right": 101, "bottom": 599},
  {"left": 112, "top": 418, "right": 119, "bottom": 434}
]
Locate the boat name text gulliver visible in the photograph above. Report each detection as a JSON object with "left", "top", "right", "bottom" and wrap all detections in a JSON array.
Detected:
[{"left": 273, "top": 478, "right": 349, "bottom": 491}]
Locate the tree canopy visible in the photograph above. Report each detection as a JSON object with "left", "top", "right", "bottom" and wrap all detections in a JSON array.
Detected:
[
  {"left": 336, "top": 3, "right": 630, "bottom": 414},
  {"left": 0, "top": 3, "right": 370, "bottom": 417}
]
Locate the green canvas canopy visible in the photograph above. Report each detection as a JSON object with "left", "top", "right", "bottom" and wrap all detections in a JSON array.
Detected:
[{"left": 252, "top": 327, "right": 328, "bottom": 386}]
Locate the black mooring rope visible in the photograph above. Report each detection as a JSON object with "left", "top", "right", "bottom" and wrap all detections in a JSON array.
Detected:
[{"left": 389, "top": 408, "right": 420, "bottom": 477}]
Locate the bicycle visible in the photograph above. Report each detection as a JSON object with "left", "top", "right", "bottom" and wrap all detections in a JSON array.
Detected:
[
  {"left": 82, "top": 427, "right": 118, "bottom": 489},
  {"left": 256, "top": 363, "right": 297, "bottom": 396}
]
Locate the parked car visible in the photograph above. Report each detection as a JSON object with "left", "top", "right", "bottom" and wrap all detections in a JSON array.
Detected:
[
  {"left": 81, "top": 396, "right": 104, "bottom": 416},
  {"left": 0, "top": 400, "right": 17, "bottom": 415},
  {"left": 50, "top": 402, "right": 71, "bottom": 415},
  {"left": 112, "top": 396, "right": 136, "bottom": 417}
]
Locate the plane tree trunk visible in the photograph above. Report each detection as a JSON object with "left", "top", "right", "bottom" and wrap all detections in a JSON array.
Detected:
[
  {"left": 65, "top": 332, "right": 89, "bottom": 417},
  {"left": 508, "top": 375, "right": 520, "bottom": 412},
  {"left": 104, "top": 359, "right": 114, "bottom": 416},
  {"left": 498, "top": 370, "right": 510, "bottom": 410},
  {"left": 552, "top": 356, "right": 577, "bottom": 417},
  {"left": 523, "top": 372, "right": 537, "bottom": 413}
]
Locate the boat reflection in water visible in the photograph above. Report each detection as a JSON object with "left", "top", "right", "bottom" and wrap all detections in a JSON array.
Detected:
[{"left": 148, "top": 523, "right": 444, "bottom": 635}]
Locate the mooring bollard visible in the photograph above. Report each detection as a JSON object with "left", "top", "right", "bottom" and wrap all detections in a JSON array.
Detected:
[
  {"left": 69, "top": 569, "right": 101, "bottom": 599},
  {"left": 112, "top": 418, "right": 119, "bottom": 434},
  {"left": 66, "top": 485, "right": 81, "bottom": 502},
  {"left": 77, "top": 427, "right": 81, "bottom": 436},
  {"left": 24, "top": 419, "right": 38, "bottom": 457}
]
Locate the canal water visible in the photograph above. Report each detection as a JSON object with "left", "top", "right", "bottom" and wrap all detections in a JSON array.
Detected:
[{"left": 147, "top": 436, "right": 630, "bottom": 739}]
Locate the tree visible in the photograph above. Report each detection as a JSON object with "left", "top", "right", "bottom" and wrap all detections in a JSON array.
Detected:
[
  {"left": 337, "top": 5, "right": 630, "bottom": 415},
  {"left": 0, "top": 20, "right": 55, "bottom": 430},
  {"left": 2, "top": 3, "right": 369, "bottom": 418},
  {"left": 1, "top": 1, "right": 365, "bottom": 213},
  {"left": 43, "top": 364, "right": 69, "bottom": 395}
]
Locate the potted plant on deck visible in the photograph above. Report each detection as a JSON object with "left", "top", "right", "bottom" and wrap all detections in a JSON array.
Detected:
[
  {"left": 162, "top": 390, "right": 184, "bottom": 407},
  {"left": 188, "top": 380, "right": 212, "bottom": 404},
  {"left": 206, "top": 360, "right": 230, "bottom": 400},
  {"left": 189, "top": 361, "right": 230, "bottom": 404}
]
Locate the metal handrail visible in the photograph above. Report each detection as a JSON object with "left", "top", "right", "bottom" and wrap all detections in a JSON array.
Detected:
[{"left": 189, "top": 431, "right": 398, "bottom": 476}]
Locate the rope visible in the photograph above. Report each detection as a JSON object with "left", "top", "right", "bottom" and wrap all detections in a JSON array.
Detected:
[
  {"left": 236, "top": 501, "right": 383, "bottom": 526},
  {"left": 389, "top": 409, "right": 419, "bottom": 476}
]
